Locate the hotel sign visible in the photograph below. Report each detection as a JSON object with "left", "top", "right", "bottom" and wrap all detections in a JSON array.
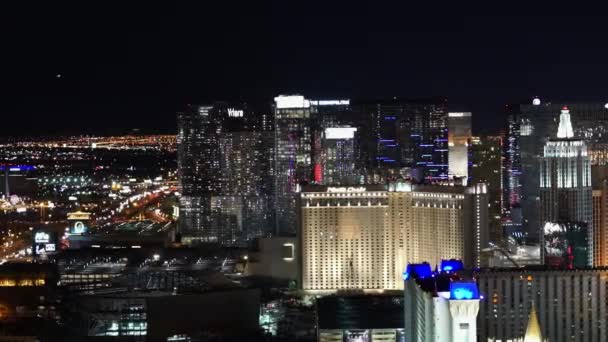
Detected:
[
  {"left": 327, "top": 187, "right": 366, "bottom": 193},
  {"left": 34, "top": 232, "right": 50, "bottom": 244},
  {"left": 227, "top": 108, "right": 244, "bottom": 117}
]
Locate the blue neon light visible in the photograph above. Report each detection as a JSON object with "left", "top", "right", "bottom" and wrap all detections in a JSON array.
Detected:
[
  {"left": 450, "top": 282, "right": 479, "bottom": 300},
  {"left": 379, "top": 139, "right": 395, "bottom": 142},
  {"left": 440, "top": 260, "right": 464, "bottom": 273},
  {"left": 384, "top": 116, "right": 397, "bottom": 120},
  {"left": 419, "top": 144, "right": 434, "bottom": 147},
  {"left": 385, "top": 144, "right": 398, "bottom": 147},
  {"left": 0, "top": 165, "right": 35, "bottom": 171}
]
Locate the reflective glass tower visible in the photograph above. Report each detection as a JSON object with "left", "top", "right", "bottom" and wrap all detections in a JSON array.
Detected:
[
  {"left": 353, "top": 98, "right": 449, "bottom": 183},
  {"left": 502, "top": 110, "right": 522, "bottom": 228},
  {"left": 472, "top": 135, "right": 503, "bottom": 244},
  {"left": 273, "top": 95, "right": 314, "bottom": 235},
  {"left": 448, "top": 112, "right": 472, "bottom": 184},
  {"left": 319, "top": 127, "right": 358, "bottom": 185},
  {"left": 177, "top": 103, "right": 273, "bottom": 246},
  {"left": 177, "top": 105, "right": 220, "bottom": 243}
]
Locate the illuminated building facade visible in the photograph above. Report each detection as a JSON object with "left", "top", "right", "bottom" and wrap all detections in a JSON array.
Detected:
[
  {"left": 316, "top": 295, "right": 405, "bottom": 342},
  {"left": 273, "top": 95, "right": 314, "bottom": 235},
  {"left": 177, "top": 105, "right": 219, "bottom": 242},
  {"left": 319, "top": 127, "right": 358, "bottom": 185},
  {"left": 310, "top": 99, "right": 359, "bottom": 185},
  {"left": 406, "top": 100, "right": 449, "bottom": 182},
  {"left": 512, "top": 100, "right": 608, "bottom": 238},
  {"left": 350, "top": 98, "right": 449, "bottom": 183},
  {"left": 486, "top": 305, "right": 547, "bottom": 342},
  {"left": 297, "top": 182, "right": 488, "bottom": 292},
  {"left": 274, "top": 96, "right": 358, "bottom": 234},
  {"left": 177, "top": 103, "right": 273, "bottom": 246},
  {"left": 539, "top": 106, "right": 593, "bottom": 265},
  {"left": 502, "top": 110, "right": 522, "bottom": 232},
  {"left": 541, "top": 221, "right": 589, "bottom": 268},
  {"left": 0, "top": 263, "right": 57, "bottom": 322},
  {"left": 472, "top": 135, "right": 503, "bottom": 244},
  {"left": 73, "top": 288, "right": 260, "bottom": 339},
  {"left": 67, "top": 211, "right": 91, "bottom": 235},
  {"left": 477, "top": 268, "right": 608, "bottom": 342},
  {"left": 593, "top": 181, "right": 608, "bottom": 266},
  {"left": 448, "top": 112, "right": 472, "bottom": 184},
  {"left": 404, "top": 262, "right": 480, "bottom": 342}
]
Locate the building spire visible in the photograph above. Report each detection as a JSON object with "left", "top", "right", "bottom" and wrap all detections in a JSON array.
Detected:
[
  {"left": 523, "top": 302, "right": 543, "bottom": 342},
  {"left": 557, "top": 106, "right": 574, "bottom": 138}
]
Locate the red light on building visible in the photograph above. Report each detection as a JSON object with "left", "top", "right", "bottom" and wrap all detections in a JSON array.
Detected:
[{"left": 314, "top": 164, "right": 322, "bottom": 183}]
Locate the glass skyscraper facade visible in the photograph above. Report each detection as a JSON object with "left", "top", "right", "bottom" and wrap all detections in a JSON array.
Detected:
[
  {"left": 472, "top": 135, "right": 503, "bottom": 244},
  {"left": 180, "top": 95, "right": 455, "bottom": 238},
  {"left": 177, "top": 102, "right": 273, "bottom": 246},
  {"left": 319, "top": 127, "right": 358, "bottom": 185},
  {"left": 177, "top": 105, "right": 220, "bottom": 243},
  {"left": 502, "top": 110, "right": 522, "bottom": 232},
  {"left": 273, "top": 96, "right": 314, "bottom": 235},
  {"left": 274, "top": 97, "right": 358, "bottom": 234},
  {"left": 448, "top": 112, "right": 472, "bottom": 184},
  {"left": 353, "top": 98, "right": 449, "bottom": 183}
]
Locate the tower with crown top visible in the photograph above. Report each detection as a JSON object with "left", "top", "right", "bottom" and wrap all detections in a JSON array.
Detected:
[{"left": 539, "top": 106, "right": 593, "bottom": 266}]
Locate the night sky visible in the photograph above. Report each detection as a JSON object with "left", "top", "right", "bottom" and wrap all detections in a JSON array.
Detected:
[{"left": 3, "top": 4, "right": 608, "bottom": 136}]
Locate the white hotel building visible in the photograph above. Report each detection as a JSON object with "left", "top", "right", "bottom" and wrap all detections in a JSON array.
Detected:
[{"left": 297, "top": 182, "right": 488, "bottom": 292}]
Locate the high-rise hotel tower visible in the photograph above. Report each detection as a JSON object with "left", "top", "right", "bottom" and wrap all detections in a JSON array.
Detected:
[
  {"left": 177, "top": 103, "right": 273, "bottom": 246},
  {"left": 539, "top": 106, "right": 593, "bottom": 265},
  {"left": 297, "top": 182, "right": 488, "bottom": 292}
]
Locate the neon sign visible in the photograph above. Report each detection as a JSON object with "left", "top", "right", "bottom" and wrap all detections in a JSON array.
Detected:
[
  {"left": 227, "top": 108, "right": 244, "bottom": 117},
  {"left": 274, "top": 95, "right": 310, "bottom": 109},
  {"left": 309, "top": 100, "right": 350, "bottom": 106},
  {"left": 34, "top": 232, "right": 50, "bottom": 244},
  {"left": 326, "top": 187, "right": 366, "bottom": 193}
]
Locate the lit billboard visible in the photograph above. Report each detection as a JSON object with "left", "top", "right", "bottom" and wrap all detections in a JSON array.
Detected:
[
  {"left": 324, "top": 127, "right": 357, "bottom": 140},
  {"left": 543, "top": 221, "right": 588, "bottom": 268},
  {"left": 32, "top": 230, "right": 57, "bottom": 257}
]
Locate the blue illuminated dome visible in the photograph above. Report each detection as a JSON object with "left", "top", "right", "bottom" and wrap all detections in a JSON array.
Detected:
[
  {"left": 440, "top": 259, "right": 463, "bottom": 273},
  {"left": 449, "top": 281, "right": 479, "bottom": 300},
  {"left": 404, "top": 263, "right": 432, "bottom": 280}
]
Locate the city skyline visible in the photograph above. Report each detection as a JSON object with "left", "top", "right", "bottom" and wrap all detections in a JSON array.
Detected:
[{"left": 5, "top": 6, "right": 608, "bottom": 340}]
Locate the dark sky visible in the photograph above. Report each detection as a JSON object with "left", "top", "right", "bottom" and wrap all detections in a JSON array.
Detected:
[{"left": 3, "top": 4, "right": 608, "bottom": 136}]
